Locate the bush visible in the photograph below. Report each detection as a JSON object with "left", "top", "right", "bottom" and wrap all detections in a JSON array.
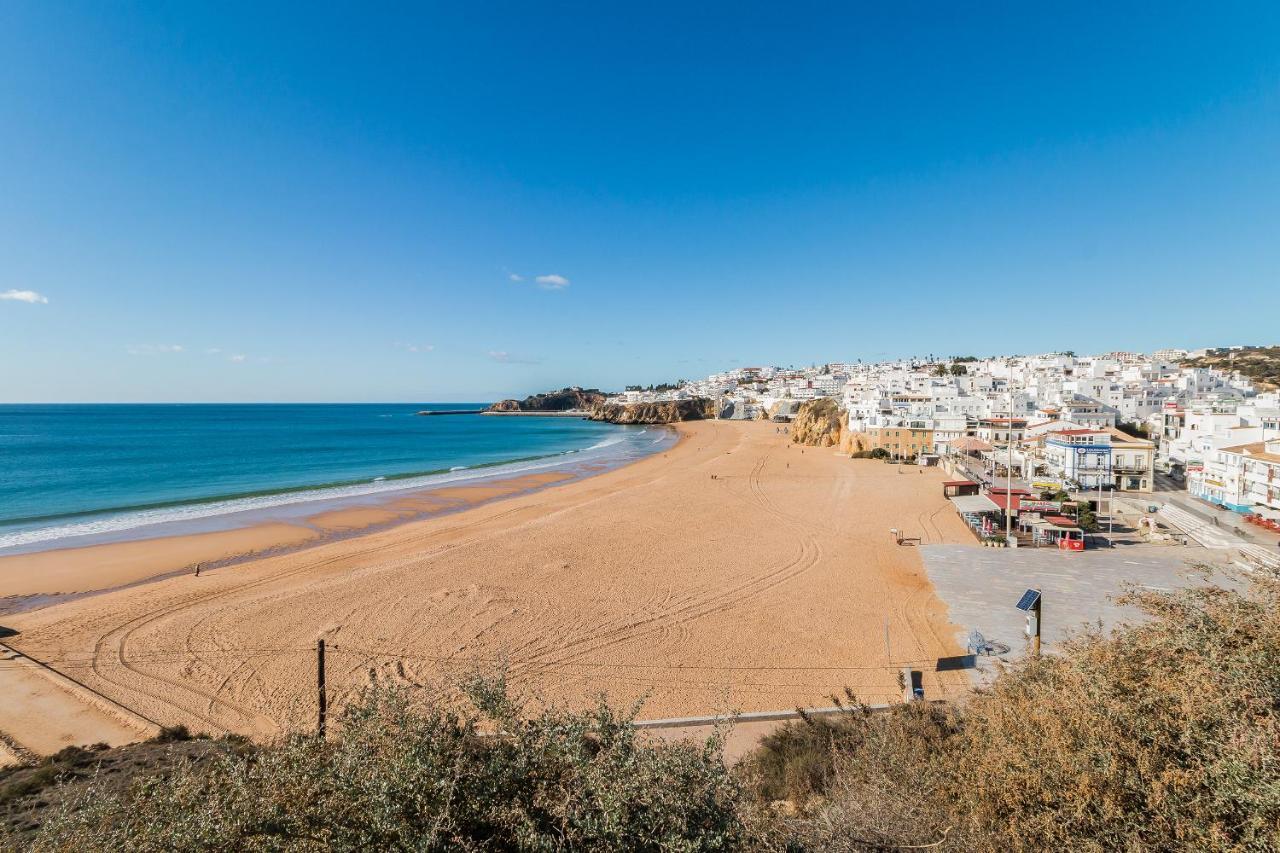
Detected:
[
  {"left": 743, "top": 701, "right": 963, "bottom": 851},
  {"left": 29, "top": 673, "right": 743, "bottom": 851},
  {"left": 946, "top": 578, "right": 1280, "bottom": 850},
  {"left": 22, "top": 575, "right": 1280, "bottom": 851},
  {"left": 750, "top": 572, "right": 1280, "bottom": 851}
]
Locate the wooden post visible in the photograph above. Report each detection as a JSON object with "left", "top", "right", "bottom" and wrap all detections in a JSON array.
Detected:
[{"left": 316, "top": 638, "right": 327, "bottom": 738}]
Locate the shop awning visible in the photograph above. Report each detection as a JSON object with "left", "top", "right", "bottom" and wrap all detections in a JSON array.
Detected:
[
  {"left": 1024, "top": 514, "right": 1075, "bottom": 527},
  {"left": 950, "top": 494, "right": 1001, "bottom": 514}
]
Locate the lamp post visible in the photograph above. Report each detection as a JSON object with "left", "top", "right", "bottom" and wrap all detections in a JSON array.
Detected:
[{"left": 1006, "top": 391, "right": 1014, "bottom": 546}]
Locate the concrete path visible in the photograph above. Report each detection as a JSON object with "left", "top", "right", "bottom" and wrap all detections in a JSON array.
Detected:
[{"left": 918, "top": 544, "right": 1231, "bottom": 667}]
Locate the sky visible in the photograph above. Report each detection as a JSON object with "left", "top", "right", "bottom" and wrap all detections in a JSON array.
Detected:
[{"left": 2, "top": 3, "right": 1279, "bottom": 403}]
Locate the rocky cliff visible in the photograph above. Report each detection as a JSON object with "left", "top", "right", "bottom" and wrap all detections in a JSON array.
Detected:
[
  {"left": 588, "top": 398, "right": 716, "bottom": 425},
  {"left": 487, "top": 387, "right": 609, "bottom": 413},
  {"left": 790, "top": 398, "right": 846, "bottom": 447},
  {"left": 788, "top": 398, "right": 873, "bottom": 453}
]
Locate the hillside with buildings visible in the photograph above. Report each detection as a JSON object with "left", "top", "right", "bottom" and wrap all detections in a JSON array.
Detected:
[
  {"left": 1181, "top": 345, "right": 1280, "bottom": 390},
  {"left": 601, "top": 347, "right": 1280, "bottom": 522}
]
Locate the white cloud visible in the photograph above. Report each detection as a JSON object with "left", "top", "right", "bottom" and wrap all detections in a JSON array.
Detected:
[
  {"left": 396, "top": 342, "right": 435, "bottom": 353},
  {"left": 534, "top": 274, "right": 570, "bottom": 290},
  {"left": 1, "top": 289, "right": 49, "bottom": 304},
  {"left": 229, "top": 354, "right": 247, "bottom": 363},
  {"left": 488, "top": 350, "right": 540, "bottom": 365},
  {"left": 508, "top": 273, "right": 524, "bottom": 282},
  {"left": 127, "top": 344, "right": 184, "bottom": 355}
]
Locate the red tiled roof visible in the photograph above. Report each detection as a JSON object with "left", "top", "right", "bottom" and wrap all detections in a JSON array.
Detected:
[
  {"left": 951, "top": 437, "right": 994, "bottom": 452},
  {"left": 988, "top": 492, "right": 1021, "bottom": 511}
]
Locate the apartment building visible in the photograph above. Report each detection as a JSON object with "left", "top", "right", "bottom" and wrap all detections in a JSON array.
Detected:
[{"left": 862, "top": 425, "right": 935, "bottom": 460}]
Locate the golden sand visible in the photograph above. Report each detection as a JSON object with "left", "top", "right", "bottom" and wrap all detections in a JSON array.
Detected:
[{"left": 2, "top": 420, "right": 973, "bottom": 742}]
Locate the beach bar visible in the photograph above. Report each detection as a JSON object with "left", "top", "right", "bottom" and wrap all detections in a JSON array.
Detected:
[
  {"left": 942, "top": 480, "right": 980, "bottom": 498},
  {"left": 949, "top": 493, "right": 1001, "bottom": 539},
  {"left": 1026, "top": 515, "right": 1086, "bottom": 550}
]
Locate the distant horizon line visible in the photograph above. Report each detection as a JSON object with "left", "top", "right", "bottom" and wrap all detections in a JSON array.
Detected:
[{"left": 0, "top": 401, "right": 503, "bottom": 406}]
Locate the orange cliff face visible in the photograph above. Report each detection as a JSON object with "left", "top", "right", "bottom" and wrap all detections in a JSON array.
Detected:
[
  {"left": 587, "top": 398, "right": 715, "bottom": 424},
  {"left": 790, "top": 398, "right": 847, "bottom": 448}
]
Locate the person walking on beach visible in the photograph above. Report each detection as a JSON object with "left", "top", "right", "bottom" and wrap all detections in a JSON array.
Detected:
[{"left": 194, "top": 562, "right": 202, "bottom": 577}]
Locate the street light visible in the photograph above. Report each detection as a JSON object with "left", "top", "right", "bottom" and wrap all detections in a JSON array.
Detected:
[{"left": 1006, "top": 390, "right": 1015, "bottom": 546}]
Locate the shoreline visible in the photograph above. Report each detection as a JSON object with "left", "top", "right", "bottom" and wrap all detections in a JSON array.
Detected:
[
  {"left": 0, "top": 407, "right": 663, "bottom": 557},
  {"left": 0, "top": 430, "right": 677, "bottom": 615},
  {"left": 3, "top": 420, "right": 976, "bottom": 738}
]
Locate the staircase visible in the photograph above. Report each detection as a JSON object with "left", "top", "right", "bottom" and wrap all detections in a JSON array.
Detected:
[
  {"left": 1239, "top": 542, "right": 1280, "bottom": 572},
  {"left": 1156, "top": 504, "right": 1237, "bottom": 549}
]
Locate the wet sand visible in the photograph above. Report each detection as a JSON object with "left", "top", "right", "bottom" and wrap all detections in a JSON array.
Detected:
[
  {"left": 2, "top": 420, "right": 975, "bottom": 746},
  {"left": 0, "top": 471, "right": 578, "bottom": 612},
  {"left": 0, "top": 523, "right": 321, "bottom": 602}
]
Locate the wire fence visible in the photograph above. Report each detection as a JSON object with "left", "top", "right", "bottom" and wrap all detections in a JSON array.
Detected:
[{"left": 0, "top": 640, "right": 955, "bottom": 698}]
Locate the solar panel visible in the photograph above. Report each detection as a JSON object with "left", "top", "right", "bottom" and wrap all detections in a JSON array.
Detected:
[{"left": 1015, "top": 588, "right": 1041, "bottom": 611}]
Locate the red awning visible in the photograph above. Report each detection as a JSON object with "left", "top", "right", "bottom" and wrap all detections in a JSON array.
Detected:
[{"left": 988, "top": 492, "right": 1022, "bottom": 512}]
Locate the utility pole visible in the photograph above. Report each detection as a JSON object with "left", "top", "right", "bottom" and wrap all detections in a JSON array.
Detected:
[
  {"left": 1006, "top": 391, "right": 1014, "bottom": 546},
  {"left": 316, "top": 638, "right": 327, "bottom": 738},
  {"left": 1096, "top": 446, "right": 1107, "bottom": 548}
]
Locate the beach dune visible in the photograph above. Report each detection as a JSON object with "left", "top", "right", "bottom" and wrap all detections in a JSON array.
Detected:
[{"left": 1, "top": 420, "right": 973, "bottom": 745}]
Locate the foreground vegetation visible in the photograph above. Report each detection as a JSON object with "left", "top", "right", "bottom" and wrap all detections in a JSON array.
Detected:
[{"left": 9, "top": 572, "right": 1280, "bottom": 850}]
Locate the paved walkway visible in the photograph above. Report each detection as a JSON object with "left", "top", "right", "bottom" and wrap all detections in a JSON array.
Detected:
[{"left": 918, "top": 544, "right": 1233, "bottom": 669}]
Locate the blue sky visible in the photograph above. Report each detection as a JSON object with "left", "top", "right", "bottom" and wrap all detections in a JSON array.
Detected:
[{"left": 2, "top": 3, "right": 1278, "bottom": 402}]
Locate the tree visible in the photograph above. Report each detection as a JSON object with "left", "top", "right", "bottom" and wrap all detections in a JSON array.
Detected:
[{"left": 1073, "top": 501, "right": 1099, "bottom": 532}]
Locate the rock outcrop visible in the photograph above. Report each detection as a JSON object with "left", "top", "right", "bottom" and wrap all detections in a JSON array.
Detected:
[
  {"left": 588, "top": 398, "right": 716, "bottom": 425},
  {"left": 790, "top": 398, "right": 846, "bottom": 447},
  {"left": 789, "top": 398, "right": 874, "bottom": 453},
  {"left": 487, "top": 387, "right": 609, "bottom": 413}
]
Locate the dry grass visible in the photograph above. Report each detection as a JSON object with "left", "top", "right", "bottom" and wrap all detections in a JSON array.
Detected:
[{"left": 745, "top": 570, "right": 1280, "bottom": 851}]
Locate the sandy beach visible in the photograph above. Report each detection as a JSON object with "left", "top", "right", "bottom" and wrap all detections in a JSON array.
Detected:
[{"left": 0, "top": 420, "right": 973, "bottom": 746}]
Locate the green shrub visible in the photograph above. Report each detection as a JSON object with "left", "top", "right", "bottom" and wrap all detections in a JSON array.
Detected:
[{"left": 29, "top": 673, "right": 742, "bottom": 852}]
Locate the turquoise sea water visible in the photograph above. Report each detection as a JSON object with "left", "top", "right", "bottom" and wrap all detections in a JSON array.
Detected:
[{"left": 0, "top": 404, "right": 670, "bottom": 552}]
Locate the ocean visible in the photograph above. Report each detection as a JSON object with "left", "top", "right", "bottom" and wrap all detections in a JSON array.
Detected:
[{"left": 0, "top": 404, "right": 671, "bottom": 553}]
